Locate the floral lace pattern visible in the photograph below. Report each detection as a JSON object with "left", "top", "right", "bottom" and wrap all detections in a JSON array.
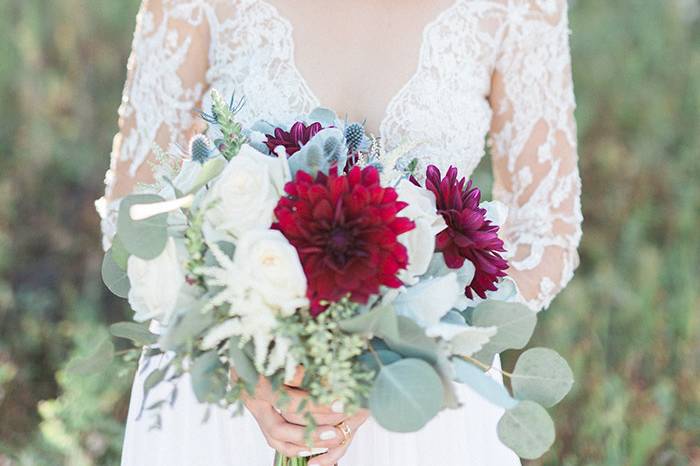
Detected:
[{"left": 98, "top": 0, "right": 581, "bottom": 311}]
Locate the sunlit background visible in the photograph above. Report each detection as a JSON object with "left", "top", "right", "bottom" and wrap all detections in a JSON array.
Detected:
[{"left": 0, "top": 0, "right": 698, "bottom": 464}]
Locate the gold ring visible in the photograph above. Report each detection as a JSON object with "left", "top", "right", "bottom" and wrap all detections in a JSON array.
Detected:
[{"left": 336, "top": 421, "right": 352, "bottom": 445}]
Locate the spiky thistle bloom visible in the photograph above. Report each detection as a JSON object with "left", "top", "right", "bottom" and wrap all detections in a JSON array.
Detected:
[
  {"left": 274, "top": 165, "right": 415, "bottom": 314},
  {"left": 424, "top": 165, "right": 508, "bottom": 299},
  {"left": 265, "top": 121, "right": 324, "bottom": 156}
]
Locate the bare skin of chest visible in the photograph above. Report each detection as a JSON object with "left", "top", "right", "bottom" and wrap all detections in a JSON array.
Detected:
[{"left": 267, "top": 0, "right": 455, "bottom": 132}]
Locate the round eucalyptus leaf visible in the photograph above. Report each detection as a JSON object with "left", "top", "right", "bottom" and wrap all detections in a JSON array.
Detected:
[
  {"left": 191, "top": 351, "right": 227, "bottom": 403},
  {"left": 117, "top": 194, "right": 169, "bottom": 260},
  {"left": 101, "top": 250, "right": 130, "bottom": 298},
  {"left": 383, "top": 316, "right": 439, "bottom": 365},
  {"left": 511, "top": 347, "right": 574, "bottom": 407},
  {"left": 359, "top": 348, "right": 402, "bottom": 373},
  {"left": 497, "top": 400, "right": 555, "bottom": 459},
  {"left": 110, "top": 234, "right": 130, "bottom": 270},
  {"left": 339, "top": 305, "right": 399, "bottom": 341},
  {"left": 369, "top": 358, "right": 443, "bottom": 432},
  {"left": 452, "top": 358, "right": 517, "bottom": 409},
  {"left": 110, "top": 321, "right": 157, "bottom": 347},
  {"left": 472, "top": 301, "right": 537, "bottom": 363}
]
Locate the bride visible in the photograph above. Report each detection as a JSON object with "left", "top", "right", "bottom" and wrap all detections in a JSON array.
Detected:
[{"left": 97, "top": 0, "right": 582, "bottom": 464}]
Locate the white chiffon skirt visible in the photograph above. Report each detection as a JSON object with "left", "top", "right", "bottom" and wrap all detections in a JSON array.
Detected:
[{"left": 121, "top": 352, "right": 520, "bottom": 466}]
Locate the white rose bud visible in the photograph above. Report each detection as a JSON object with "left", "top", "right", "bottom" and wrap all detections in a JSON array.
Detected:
[
  {"left": 395, "top": 179, "right": 446, "bottom": 284},
  {"left": 204, "top": 144, "right": 290, "bottom": 241},
  {"left": 233, "top": 229, "right": 309, "bottom": 316},
  {"left": 127, "top": 238, "right": 185, "bottom": 325}
]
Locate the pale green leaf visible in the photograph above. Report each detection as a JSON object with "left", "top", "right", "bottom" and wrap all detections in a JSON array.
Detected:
[
  {"left": 497, "top": 400, "right": 555, "bottom": 460},
  {"left": 383, "top": 316, "right": 439, "bottom": 365},
  {"left": 358, "top": 348, "right": 402, "bottom": 373},
  {"left": 472, "top": 301, "right": 537, "bottom": 363},
  {"left": 188, "top": 156, "right": 227, "bottom": 194},
  {"left": 228, "top": 336, "right": 259, "bottom": 390},
  {"left": 110, "top": 234, "right": 130, "bottom": 270},
  {"left": 101, "top": 249, "right": 130, "bottom": 298},
  {"left": 452, "top": 358, "right": 518, "bottom": 409},
  {"left": 110, "top": 321, "right": 157, "bottom": 347},
  {"left": 511, "top": 347, "right": 574, "bottom": 407},
  {"left": 369, "top": 358, "right": 444, "bottom": 432},
  {"left": 339, "top": 305, "right": 399, "bottom": 341},
  {"left": 191, "top": 351, "right": 227, "bottom": 403},
  {"left": 117, "top": 194, "right": 169, "bottom": 260},
  {"left": 159, "top": 308, "right": 215, "bottom": 352}
]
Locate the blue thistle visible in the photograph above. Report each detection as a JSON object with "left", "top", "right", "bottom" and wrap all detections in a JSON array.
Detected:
[
  {"left": 345, "top": 122, "right": 365, "bottom": 153},
  {"left": 189, "top": 134, "right": 213, "bottom": 164}
]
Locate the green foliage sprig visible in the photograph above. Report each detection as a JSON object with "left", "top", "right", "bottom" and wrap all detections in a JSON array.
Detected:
[{"left": 201, "top": 90, "right": 247, "bottom": 160}]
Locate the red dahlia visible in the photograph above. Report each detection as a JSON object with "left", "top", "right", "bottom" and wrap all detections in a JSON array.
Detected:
[
  {"left": 424, "top": 165, "right": 508, "bottom": 299},
  {"left": 274, "top": 166, "right": 414, "bottom": 314},
  {"left": 265, "top": 121, "right": 323, "bottom": 156}
]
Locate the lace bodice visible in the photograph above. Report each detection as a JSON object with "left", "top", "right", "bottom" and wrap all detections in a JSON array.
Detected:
[{"left": 97, "top": 0, "right": 582, "bottom": 311}]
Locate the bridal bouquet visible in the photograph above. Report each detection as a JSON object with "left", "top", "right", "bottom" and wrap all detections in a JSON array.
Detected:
[{"left": 98, "top": 90, "right": 573, "bottom": 461}]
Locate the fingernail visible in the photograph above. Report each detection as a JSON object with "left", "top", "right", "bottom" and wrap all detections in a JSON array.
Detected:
[
  {"left": 311, "top": 447, "right": 328, "bottom": 455},
  {"left": 331, "top": 400, "right": 344, "bottom": 413},
  {"left": 298, "top": 451, "right": 312, "bottom": 457},
  {"left": 320, "top": 430, "right": 337, "bottom": 440}
]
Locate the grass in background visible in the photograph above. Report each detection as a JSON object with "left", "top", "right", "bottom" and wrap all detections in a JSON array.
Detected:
[{"left": 0, "top": 0, "right": 697, "bottom": 464}]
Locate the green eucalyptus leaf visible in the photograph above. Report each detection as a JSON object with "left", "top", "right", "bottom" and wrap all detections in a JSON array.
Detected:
[
  {"left": 511, "top": 348, "right": 574, "bottom": 407},
  {"left": 452, "top": 358, "right": 518, "bottom": 409},
  {"left": 66, "top": 337, "right": 114, "bottom": 375},
  {"left": 229, "top": 336, "right": 259, "bottom": 390},
  {"left": 369, "top": 358, "right": 443, "bottom": 432},
  {"left": 110, "top": 321, "right": 158, "bottom": 347},
  {"left": 383, "top": 316, "right": 439, "bottom": 365},
  {"left": 110, "top": 234, "right": 130, "bottom": 270},
  {"left": 101, "top": 250, "right": 130, "bottom": 298},
  {"left": 191, "top": 351, "right": 227, "bottom": 403},
  {"left": 497, "top": 401, "right": 555, "bottom": 460},
  {"left": 117, "top": 194, "right": 169, "bottom": 260},
  {"left": 159, "top": 308, "right": 215, "bottom": 352},
  {"left": 339, "top": 305, "right": 399, "bottom": 341},
  {"left": 358, "top": 348, "right": 402, "bottom": 373},
  {"left": 472, "top": 301, "right": 537, "bottom": 363},
  {"left": 188, "top": 156, "right": 227, "bottom": 194}
]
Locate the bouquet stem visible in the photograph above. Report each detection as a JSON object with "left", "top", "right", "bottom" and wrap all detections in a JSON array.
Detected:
[{"left": 273, "top": 452, "right": 308, "bottom": 466}]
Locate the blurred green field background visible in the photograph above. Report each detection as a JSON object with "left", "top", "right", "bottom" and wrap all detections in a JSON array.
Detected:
[{"left": 0, "top": 0, "right": 698, "bottom": 465}]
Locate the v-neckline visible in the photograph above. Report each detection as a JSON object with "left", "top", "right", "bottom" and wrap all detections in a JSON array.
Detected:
[{"left": 257, "top": 0, "right": 462, "bottom": 137}]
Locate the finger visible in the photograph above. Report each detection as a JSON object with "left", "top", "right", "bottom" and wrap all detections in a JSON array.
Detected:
[
  {"left": 284, "top": 366, "right": 305, "bottom": 388},
  {"left": 275, "top": 386, "right": 342, "bottom": 416},
  {"left": 306, "top": 443, "right": 349, "bottom": 466}
]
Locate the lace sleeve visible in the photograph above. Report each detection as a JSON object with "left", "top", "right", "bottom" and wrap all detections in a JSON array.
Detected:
[
  {"left": 489, "top": 0, "right": 582, "bottom": 311},
  {"left": 96, "top": 0, "right": 211, "bottom": 250}
]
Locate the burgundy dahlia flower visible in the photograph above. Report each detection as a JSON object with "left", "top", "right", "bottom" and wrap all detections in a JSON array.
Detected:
[
  {"left": 265, "top": 121, "right": 323, "bottom": 156},
  {"left": 424, "top": 165, "right": 508, "bottom": 299},
  {"left": 274, "top": 166, "right": 415, "bottom": 314}
]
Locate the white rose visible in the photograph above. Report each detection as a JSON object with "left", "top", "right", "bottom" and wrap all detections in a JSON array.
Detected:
[
  {"left": 233, "top": 229, "right": 308, "bottom": 316},
  {"left": 127, "top": 238, "right": 185, "bottom": 325},
  {"left": 395, "top": 179, "right": 446, "bottom": 284},
  {"left": 204, "top": 144, "right": 290, "bottom": 240}
]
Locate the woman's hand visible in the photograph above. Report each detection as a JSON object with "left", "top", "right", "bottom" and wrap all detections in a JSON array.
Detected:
[{"left": 237, "top": 370, "right": 368, "bottom": 464}]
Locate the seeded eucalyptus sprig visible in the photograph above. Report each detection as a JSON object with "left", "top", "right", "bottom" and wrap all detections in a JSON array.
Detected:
[{"left": 201, "top": 90, "right": 247, "bottom": 160}]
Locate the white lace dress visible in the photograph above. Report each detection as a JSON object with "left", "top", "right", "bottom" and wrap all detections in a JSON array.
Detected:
[{"left": 96, "top": 1, "right": 582, "bottom": 464}]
